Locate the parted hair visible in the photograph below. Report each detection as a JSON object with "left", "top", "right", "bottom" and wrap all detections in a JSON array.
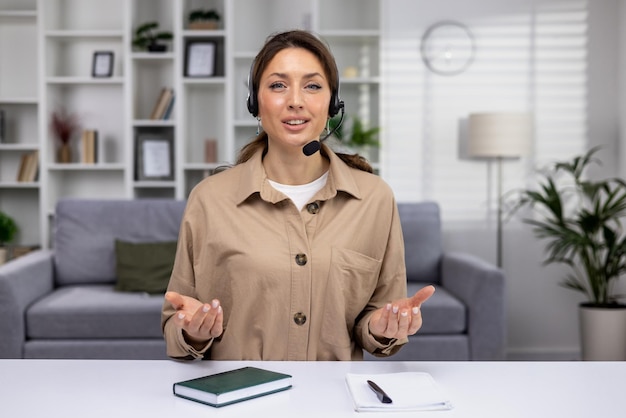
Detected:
[{"left": 237, "top": 30, "right": 373, "bottom": 173}]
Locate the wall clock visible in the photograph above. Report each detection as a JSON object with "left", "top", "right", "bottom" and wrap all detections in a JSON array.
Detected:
[{"left": 420, "top": 21, "right": 475, "bottom": 76}]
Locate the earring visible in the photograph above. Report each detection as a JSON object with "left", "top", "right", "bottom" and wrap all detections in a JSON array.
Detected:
[
  {"left": 256, "top": 117, "right": 261, "bottom": 135},
  {"left": 325, "top": 118, "right": 330, "bottom": 135}
]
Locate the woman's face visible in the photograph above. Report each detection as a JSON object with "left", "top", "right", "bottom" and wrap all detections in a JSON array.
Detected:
[{"left": 257, "top": 47, "right": 331, "bottom": 153}]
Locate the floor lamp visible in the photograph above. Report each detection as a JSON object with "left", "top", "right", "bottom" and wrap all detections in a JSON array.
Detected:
[{"left": 468, "top": 112, "right": 532, "bottom": 268}]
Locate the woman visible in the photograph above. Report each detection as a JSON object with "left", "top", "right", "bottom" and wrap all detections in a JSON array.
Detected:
[{"left": 162, "top": 30, "right": 434, "bottom": 361}]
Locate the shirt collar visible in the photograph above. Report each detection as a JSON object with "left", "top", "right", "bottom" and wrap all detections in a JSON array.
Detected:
[{"left": 235, "top": 144, "right": 362, "bottom": 206}]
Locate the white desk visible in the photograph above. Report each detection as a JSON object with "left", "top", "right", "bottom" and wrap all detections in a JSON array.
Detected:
[{"left": 0, "top": 360, "right": 622, "bottom": 417}]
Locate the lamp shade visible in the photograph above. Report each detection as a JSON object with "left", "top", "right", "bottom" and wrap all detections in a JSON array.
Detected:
[{"left": 468, "top": 112, "right": 532, "bottom": 157}]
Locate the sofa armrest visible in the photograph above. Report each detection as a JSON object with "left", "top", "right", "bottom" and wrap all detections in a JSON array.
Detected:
[
  {"left": 441, "top": 252, "right": 506, "bottom": 360},
  {"left": 0, "top": 250, "right": 55, "bottom": 358}
]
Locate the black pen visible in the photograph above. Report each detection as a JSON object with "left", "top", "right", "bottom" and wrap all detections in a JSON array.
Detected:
[{"left": 367, "top": 379, "right": 393, "bottom": 404}]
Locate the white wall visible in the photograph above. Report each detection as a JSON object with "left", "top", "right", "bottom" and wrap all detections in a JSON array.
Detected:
[
  {"left": 382, "top": 0, "right": 623, "bottom": 359},
  {"left": 620, "top": 0, "right": 626, "bottom": 179}
]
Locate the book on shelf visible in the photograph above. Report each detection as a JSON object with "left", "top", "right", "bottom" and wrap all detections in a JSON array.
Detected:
[
  {"left": 173, "top": 366, "right": 293, "bottom": 408},
  {"left": 16, "top": 153, "right": 28, "bottom": 181},
  {"left": 25, "top": 151, "right": 39, "bottom": 182},
  {"left": 161, "top": 93, "right": 175, "bottom": 120},
  {"left": 345, "top": 371, "right": 452, "bottom": 412},
  {"left": 16, "top": 151, "right": 39, "bottom": 182},
  {"left": 80, "top": 129, "right": 98, "bottom": 164},
  {"left": 149, "top": 87, "right": 174, "bottom": 120}
]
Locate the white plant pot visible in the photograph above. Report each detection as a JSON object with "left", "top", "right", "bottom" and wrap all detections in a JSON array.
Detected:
[{"left": 579, "top": 304, "right": 626, "bottom": 361}]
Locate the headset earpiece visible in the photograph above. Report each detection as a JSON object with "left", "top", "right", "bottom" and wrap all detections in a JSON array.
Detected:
[
  {"left": 329, "top": 91, "right": 344, "bottom": 117},
  {"left": 246, "top": 62, "right": 258, "bottom": 117}
]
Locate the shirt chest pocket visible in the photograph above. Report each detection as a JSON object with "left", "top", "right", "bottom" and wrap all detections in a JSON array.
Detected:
[{"left": 321, "top": 247, "right": 382, "bottom": 347}]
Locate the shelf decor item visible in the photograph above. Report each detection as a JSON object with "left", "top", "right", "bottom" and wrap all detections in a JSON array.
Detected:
[
  {"left": 92, "top": 51, "right": 114, "bottom": 77},
  {"left": 188, "top": 9, "right": 221, "bottom": 30},
  {"left": 136, "top": 133, "right": 174, "bottom": 181},
  {"left": 16, "top": 151, "right": 39, "bottom": 182},
  {"left": 184, "top": 41, "right": 216, "bottom": 77},
  {"left": 0, "top": 210, "right": 18, "bottom": 265},
  {"left": 50, "top": 108, "right": 80, "bottom": 163},
  {"left": 507, "top": 146, "right": 626, "bottom": 360},
  {"left": 132, "top": 22, "right": 173, "bottom": 52},
  {"left": 204, "top": 138, "right": 217, "bottom": 163}
]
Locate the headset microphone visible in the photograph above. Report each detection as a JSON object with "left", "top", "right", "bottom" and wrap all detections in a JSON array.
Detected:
[
  {"left": 302, "top": 104, "right": 345, "bottom": 156},
  {"left": 302, "top": 140, "right": 321, "bottom": 156}
]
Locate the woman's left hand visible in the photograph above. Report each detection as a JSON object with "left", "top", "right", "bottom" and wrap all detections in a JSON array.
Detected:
[{"left": 368, "top": 285, "right": 436, "bottom": 341}]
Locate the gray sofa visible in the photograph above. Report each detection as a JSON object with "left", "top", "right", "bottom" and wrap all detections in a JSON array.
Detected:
[
  {"left": 0, "top": 199, "right": 505, "bottom": 360},
  {"left": 366, "top": 202, "right": 506, "bottom": 361},
  {"left": 0, "top": 199, "right": 184, "bottom": 359}
]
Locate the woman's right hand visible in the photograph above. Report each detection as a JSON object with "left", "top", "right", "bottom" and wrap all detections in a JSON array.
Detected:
[{"left": 165, "top": 291, "right": 224, "bottom": 347}]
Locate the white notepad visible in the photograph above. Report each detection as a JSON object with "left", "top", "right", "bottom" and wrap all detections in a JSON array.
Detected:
[{"left": 345, "top": 372, "right": 453, "bottom": 412}]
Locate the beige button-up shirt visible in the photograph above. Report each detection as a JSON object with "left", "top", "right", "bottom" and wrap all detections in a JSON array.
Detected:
[{"left": 162, "top": 145, "right": 408, "bottom": 360}]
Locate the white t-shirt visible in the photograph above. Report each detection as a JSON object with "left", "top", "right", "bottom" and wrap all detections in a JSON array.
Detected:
[{"left": 268, "top": 171, "right": 329, "bottom": 211}]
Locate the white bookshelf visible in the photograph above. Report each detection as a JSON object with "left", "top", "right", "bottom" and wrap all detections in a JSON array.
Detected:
[
  {"left": 0, "top": 0, "right": 381, "bottom": 249},
  {"left": 0, "top": 0, "right": 40, "bottom": 246}
]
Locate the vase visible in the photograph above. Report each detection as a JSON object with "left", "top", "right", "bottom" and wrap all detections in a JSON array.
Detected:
[
  {"left": 579, "top": 304, "right": 626, "bottom": 360},
  {"left": 148, "top": 44, "right": 167, "bottom": 52},
  {"left": 58, "top": 143, "right": 71, "bottom": 163}
]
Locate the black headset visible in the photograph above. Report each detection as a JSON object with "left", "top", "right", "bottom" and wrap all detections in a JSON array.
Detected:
[{"left": 246, "top": 59, "right": 344, "bottom": 118}]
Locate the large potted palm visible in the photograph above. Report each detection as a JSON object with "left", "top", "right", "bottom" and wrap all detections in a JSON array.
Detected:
[{"left": 508, "top": 146, "right": 626, "bottom": 360}]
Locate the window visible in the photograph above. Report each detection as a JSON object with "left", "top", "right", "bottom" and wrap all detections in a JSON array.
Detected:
[{"left": 382, "top": 0, "right": 588, "bottom": 224}]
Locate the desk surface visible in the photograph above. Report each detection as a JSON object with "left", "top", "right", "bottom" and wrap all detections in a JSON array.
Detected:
[{"left": 0, "top": 359, "right": 622, "bottom": 417}]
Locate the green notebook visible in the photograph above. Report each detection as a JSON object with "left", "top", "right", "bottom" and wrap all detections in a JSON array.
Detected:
[{"left": 173, "top": 366, "right": 293, "bottom": 407}]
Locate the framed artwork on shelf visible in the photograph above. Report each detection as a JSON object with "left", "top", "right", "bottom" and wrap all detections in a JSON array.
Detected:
[
  {"left": 136, "top": 133, "right": 174, "bottom": 180},
  {"left": 184, "top": 41, "right": 216, "bottom": 77},
  {"left": 92, "top": 51, "right": 114, "bottom": 77}
]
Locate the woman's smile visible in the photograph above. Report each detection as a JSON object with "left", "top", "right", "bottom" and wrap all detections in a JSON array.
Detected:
[{"left": 283, "top": 117, "right": 310, "bottom": 131}]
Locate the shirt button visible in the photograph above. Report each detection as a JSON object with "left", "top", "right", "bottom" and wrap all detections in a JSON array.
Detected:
[
  {"left": 295, "top": 253, "right": 308, "bottom": 266},
  {"left": 293, "top": 312, "right": 307, "bottom": 325},
  {"left": 306, "top": 202, "right": 320, "bottom": 214}
]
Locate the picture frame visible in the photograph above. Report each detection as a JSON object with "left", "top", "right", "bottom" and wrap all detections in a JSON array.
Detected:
[
  {"left": 184, "top": 41, "right": 216, "bottom": 77},
  {"left": 92, "top": 51, "right": 114, "bottom": 78},
  {"left": 136, "top": 134, "right": 174, "bottom": 180}
]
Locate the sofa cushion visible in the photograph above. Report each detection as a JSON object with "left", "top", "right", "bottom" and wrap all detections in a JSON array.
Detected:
[
  {"left": 53, "top": 199, "right": 186, "bottom": 286},
  {"left": 398, "top": 202, "right": 442, "bottom": 283},
  {"left": 406, "top": 283, "right": 466, "bottom": 334},
  {"left": 114, "top": 240, "right": 177, "bottom": 294},
  {"left": 365, "top": 335, "right": 469, "bottom": 361},
  {"left": 26, "top": 285, "right": 165, "bottom": 339},
  {"left": 24, "top": 339, "right": 168, "bottom": 360}
]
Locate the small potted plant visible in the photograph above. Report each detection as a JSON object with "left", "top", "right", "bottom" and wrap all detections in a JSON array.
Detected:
[
  {"left": 507, "top": 146, "right": 626, "bottom": 360},
  {"left": 188, "top": 9, "right": 221, "bottom": 30},
  {"left": 50, "top": 108, "right": 80, "bottom": 163},
  {"left": 132, "top": 22, "right": 173, "bottom": 52},
  {"left": 0, "top": 210, "right": 18, "bottom": 264}
]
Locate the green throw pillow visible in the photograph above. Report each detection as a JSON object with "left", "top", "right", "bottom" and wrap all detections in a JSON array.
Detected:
[{"left": 114, "top": 240, "right": 177, "bottom": 294}]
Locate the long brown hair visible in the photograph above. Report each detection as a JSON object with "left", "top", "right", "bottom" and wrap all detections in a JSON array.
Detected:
[{"left": 237, "top": 30, "right": 373, "bottom": 173}]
